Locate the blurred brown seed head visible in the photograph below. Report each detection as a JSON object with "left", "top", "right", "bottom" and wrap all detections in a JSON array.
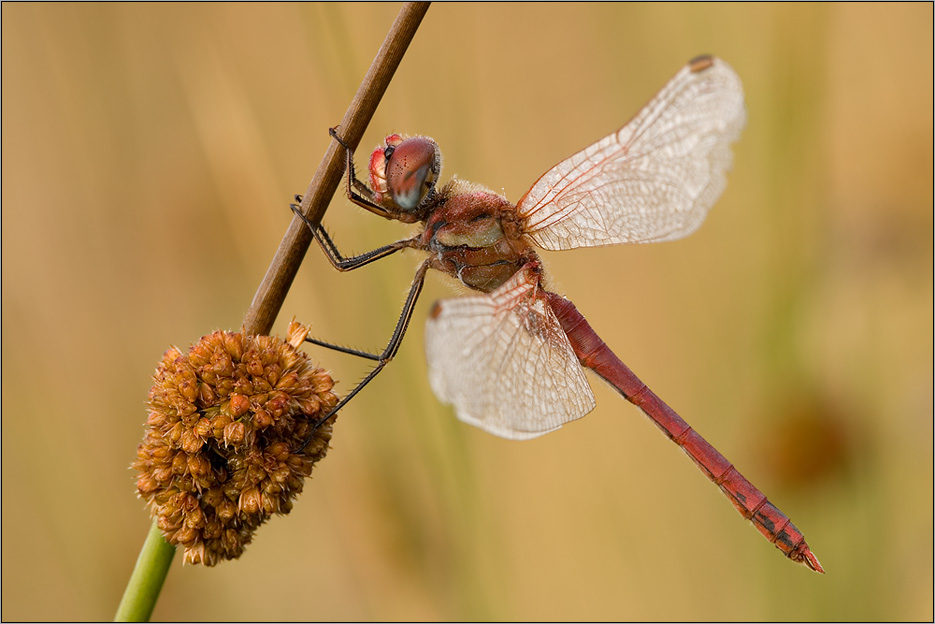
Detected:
[{"left": 133, "top": 323, "right": 339, "bottom": 566}]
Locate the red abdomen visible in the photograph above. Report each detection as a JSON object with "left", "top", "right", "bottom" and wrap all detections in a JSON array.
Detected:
[{"left": 542, "top": 290, "right": 824, "bottom": 572}]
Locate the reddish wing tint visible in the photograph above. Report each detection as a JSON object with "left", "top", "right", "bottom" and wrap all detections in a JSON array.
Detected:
[
  {"left": 425, "top": 264, "right": 595, "bottom": 439},
  {"left": 517, "top": 56, "right": 746, "bottom": 250}
]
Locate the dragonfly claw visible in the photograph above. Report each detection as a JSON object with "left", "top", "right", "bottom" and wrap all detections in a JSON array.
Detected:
[{"left": 329, "top": 126, "right": 350, "bottom": 150}]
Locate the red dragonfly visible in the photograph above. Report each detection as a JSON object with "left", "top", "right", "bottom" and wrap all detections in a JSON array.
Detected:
[{"left": 294, "top": 55, "right": 823, "bottom": 573}]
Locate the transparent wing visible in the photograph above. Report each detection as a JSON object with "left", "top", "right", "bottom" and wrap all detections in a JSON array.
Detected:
[
  {"left": 425, "top": 266, "right": 595, "bottom": 440},
  {"left": 517, "top": 56, "right": 746, "bottom": 250}
]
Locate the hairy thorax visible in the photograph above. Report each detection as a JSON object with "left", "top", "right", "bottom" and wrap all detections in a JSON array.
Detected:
[{"left": 419, "top": 178, "right": 536, "bottom": 293}]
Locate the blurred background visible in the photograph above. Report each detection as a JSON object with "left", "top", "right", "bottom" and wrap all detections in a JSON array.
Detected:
[{"left": 2, "top": 3, "right": 932, "bottom": 621}]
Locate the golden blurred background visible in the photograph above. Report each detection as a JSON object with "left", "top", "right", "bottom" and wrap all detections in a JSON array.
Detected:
[{"left": 2, "top": 3, "right": 932, "bottom": 621}]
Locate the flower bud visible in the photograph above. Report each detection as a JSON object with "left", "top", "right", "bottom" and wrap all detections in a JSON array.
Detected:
[{"left": 132, "top": 326, "right": 337, "bottom": 565}]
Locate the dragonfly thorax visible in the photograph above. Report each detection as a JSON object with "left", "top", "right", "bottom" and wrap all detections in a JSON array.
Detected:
[{"left": 419, "top": 178, "right": 536, "bottom": 293}]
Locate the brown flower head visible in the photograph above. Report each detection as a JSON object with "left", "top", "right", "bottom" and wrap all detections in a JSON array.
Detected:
[{"left": 133, "top": 321, "right": 338, "bottom": 565}]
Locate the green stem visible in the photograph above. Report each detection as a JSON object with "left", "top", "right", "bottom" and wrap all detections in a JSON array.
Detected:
[{"left": 114, "top": 522, "right": 176, "bottom": 622}]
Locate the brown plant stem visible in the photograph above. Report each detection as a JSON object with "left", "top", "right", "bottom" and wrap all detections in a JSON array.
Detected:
[
  {"left": 243, "top": 1, "right": 431, "bottom": 337},
  {"left": 118, "top": 4, "right": 430, "bottom": 621}
]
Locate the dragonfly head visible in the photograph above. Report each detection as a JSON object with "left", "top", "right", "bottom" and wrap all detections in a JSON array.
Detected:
[{"left": 369, "top": 134, "right": 441, "bottom": 217}]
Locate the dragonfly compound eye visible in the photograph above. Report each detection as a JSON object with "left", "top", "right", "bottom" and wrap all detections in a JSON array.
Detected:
[{"left": 384, "top": 136, "right": 441, "bottom": 212}]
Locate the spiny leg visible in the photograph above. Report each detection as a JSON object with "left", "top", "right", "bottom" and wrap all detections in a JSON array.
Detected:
[
  {"left": 326, "top": 126, "right": 391, "bottom": 216},
  {"left": 297, "top": 259, "right": 431, "bottom": 452},
  {"left": 290, "top": 199, "right": 414, "bottom": 271}
]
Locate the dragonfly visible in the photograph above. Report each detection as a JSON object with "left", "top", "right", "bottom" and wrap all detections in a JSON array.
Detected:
[{"left": 292, "top": 55, "right": 823, "bottom": 573}]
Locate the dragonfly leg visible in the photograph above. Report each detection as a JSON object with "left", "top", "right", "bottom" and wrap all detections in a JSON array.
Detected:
[
  {"left": 296, "top": 259, "right": 431, "bottom": 451},
  {"left": 303, "top": 337, "right": 381, "bottom": 362},
  {"left": 327, "top": 126, "right": 391, "bottom": 216},
  {"left": 290, "top": 199, "right": 415, "bottom": 271}
]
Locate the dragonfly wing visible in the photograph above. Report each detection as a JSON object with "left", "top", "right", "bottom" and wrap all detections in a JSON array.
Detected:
[
  {"left": 517, "top": 56, "right": 746, "bottom": 250},
  {"left": 425, "top": 266, "right": 596, "bottom": 440}
]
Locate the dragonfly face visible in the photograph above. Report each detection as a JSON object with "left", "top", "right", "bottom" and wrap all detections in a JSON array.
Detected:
[{"left": 368, "top": 134, "right": 442, "bottom": 218}]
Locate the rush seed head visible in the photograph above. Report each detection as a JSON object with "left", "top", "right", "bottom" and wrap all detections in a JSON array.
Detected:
[{"left": 133, "top": 323, "right": 338, "bottom": 566}]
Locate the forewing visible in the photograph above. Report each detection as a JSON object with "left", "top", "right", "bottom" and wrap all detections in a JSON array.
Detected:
[
  {"left": 517, "top": 56, "right": 746, "bottom": 250},
  {"left": 425, "top": 267, "right": 595, "bottom": 440}
]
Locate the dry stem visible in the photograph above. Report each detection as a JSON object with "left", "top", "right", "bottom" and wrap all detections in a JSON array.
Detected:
[{"left": 243, "top": 2, "right": 431, "bottom": 336}]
